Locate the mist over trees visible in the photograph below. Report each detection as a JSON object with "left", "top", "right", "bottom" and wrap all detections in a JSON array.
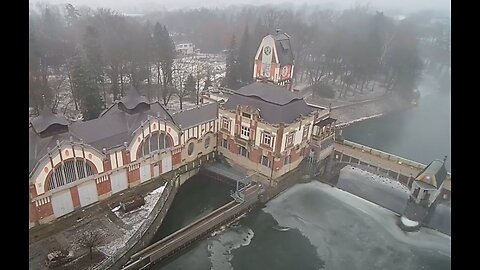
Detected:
[{"left": 29, "top": 2, "right": 449, "bottom": 119}]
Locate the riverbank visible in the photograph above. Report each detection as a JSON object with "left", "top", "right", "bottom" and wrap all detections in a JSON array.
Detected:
[{"left": 330, "top": 93, "right": 413, "bottom": 128}]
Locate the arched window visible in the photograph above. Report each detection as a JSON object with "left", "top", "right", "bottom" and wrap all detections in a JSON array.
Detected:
[
  {"left": 46, "top": 159, "right": 95, "bottom": 191},
  {"left": 151, "top": 133, "right": 159, "bottom": 152},
  {"left": 141, "top": 132, "right": 172, "bottom": 157},
  {"left": 187, "top": 142, "right": 194, "bottom": 156},
  {"left": 204, "top": 137, "right": 210, "bottom": 149}
]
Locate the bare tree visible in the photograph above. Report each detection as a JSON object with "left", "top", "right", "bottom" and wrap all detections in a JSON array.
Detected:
[
  {"left": 77, "top": 230, "right": 106, "bottom": 260},
  {"left": 171, "top": 63, "right": 190, "bottom": 110},
  {"left": 263, "top": 8, "right": 283, "bottom": 31}
]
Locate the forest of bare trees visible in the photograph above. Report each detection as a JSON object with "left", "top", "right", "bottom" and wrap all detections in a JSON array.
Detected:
[{"left": 29, "top": 2, "right": 450, "bottom": 120}]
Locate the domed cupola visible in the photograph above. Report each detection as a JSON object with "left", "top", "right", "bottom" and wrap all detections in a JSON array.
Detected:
[
  {"left": 117, "top": 85, "right": 150, "bottom": 114},
  {"left": 30, "top": 108, "right": 69, "bottom": 137}
]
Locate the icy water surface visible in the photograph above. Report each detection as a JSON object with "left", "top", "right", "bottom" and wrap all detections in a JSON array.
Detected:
[{"left": 152, "top": 181, "right": 450, "bottom": 270}]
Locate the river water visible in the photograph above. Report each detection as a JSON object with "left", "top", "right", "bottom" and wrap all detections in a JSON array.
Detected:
[
  {"left": 149, "top": 70, "right": 451, "bottom": 270},
  {"left": 343, "top": 71, "right": 451, "bottom": 172}
]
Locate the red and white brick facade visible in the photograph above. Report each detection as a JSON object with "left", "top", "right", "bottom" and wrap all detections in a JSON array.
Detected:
[
  {"left": 29, "top": 117, "right": 218, "bottom": 228},
  {"left": 217, "top": 105, "right": 331, "bottom": 180}
]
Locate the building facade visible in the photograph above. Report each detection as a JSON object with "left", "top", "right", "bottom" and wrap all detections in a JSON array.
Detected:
[
  {"left": 29, "top": 31, "right": 336, "bottom": 228},
  {"left": 217, "top": 82, "right": 334, "bottom": 180},
  {"left": 175, "top": 43, "right": 195, "bottom": 55},
  {"left": 29, "top": 89, "right": 218, "bottom": 228}
]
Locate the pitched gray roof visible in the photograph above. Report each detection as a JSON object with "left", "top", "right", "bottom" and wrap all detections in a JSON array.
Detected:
[
  {"left": 30, "top": 109, "right": 69, "bottom": 134},
  {"left": 29, "top": 127, "right": 82, "bottom": 173},
  {"left": 234, "top": 82, "right": 302, "bottom": 105},
  {"left": 415, "top": 159, "right": 448, "bottom": 189},
  {"left": 29, "top": 94, "right": 180, "bottom": 175},
  {"left": 224, "top": 82, "right": 314, "bottom": 124},
  {"left": 315, "top": 117, "right": 336, "bottom": 128},
  {"left": 172, "top": 102, "right": 218, "bottom": 130},
  {"left": 273, "top": 32, "right": 294, "bottom": 65}
]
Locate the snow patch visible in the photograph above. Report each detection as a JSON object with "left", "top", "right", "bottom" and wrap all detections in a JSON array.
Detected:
[
  {"left": 343, "top": 165, "right": 411, "bottom": 194},
  {"left": 208, "top": 226, "right": 255, "bottom": 270},
  {"left": 336, "top": 113, "right": 384, "bottom": 128},
  {"left": 98, "top": 185, "right": 166, "bottom": 257},
  {"left": 401, "top": 216, "right": 420, "bottom": 227}
]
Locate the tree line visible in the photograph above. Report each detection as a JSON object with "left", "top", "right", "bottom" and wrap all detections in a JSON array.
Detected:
[
  {"left": 148, "top": 5, "right": 446, "bottom": 98},
  {"left": 29, "top": 3, "right": 177, "bottom": 120},
  {"left": 29, "top": 3, "right": 448, "bottom": 120}
]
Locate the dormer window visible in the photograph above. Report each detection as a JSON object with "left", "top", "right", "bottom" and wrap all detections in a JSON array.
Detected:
[{"left": 242, "top": 112, "right": 251, "bottom": 118}]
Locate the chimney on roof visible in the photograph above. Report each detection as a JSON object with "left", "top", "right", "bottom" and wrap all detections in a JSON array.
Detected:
[{"left": 275, "top": 28, "right": 281, "bottom": 34}]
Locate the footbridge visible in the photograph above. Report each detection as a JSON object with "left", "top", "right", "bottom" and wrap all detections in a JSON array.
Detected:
[{"left": 333, "top": 139, "right": 451, "bottom": 196}]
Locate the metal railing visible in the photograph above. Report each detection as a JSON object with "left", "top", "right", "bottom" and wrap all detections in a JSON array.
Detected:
[{"left": 338, "top": 140, "right": 427, "bottom": 169}]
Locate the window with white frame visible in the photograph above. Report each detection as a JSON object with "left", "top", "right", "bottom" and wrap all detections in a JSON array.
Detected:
[
  {"left": 261, "top": 132, "right": 273, "bottom": 147},
  {"left": 222, "top": 117, "right": 231, "bottom": 131},
  {"left": 284, "top": 155, "right": 291, "bottom": 165},
  {"left": 46, "top": 159, "right": 95, "bottom": 191},
  {"left": 242, "top": 112, "right": 251, "bottom": 119},
  {"left": 240, "top": 125, "right": 250, "bottom": 140},
  {"left": 260, "top": 155, "right": 271, "bottom": 168},
  {"left": 302, "top": 125, "right": 310, "bottom": 141},
  {"left": 239, "top": 146, "right": 248, "bottom": 157},
  {"left": 222, "top": 138, "right": 229, "bottom": 149},
  {"left": 285, "top": 132, "right": 295, "bottom": 148},
  {"left": 141, "top": 132, "right": 170, "bottom": 157}
]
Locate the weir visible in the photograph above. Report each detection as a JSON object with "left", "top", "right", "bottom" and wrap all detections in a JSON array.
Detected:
[{"left": 332, "top": 139, "right": 451, "bottom": 198}]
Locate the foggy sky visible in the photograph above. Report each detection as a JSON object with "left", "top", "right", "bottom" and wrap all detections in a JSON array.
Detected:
[{"left": 29, "top": 0, "right": 450, "bottom": 15}]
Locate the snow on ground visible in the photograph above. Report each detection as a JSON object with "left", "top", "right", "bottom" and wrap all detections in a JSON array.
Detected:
[
  {"left": 344, "top": 166, "right": 410, "bottom": 194},
  {"left": 336, "top": 165, "right": 411, "bottom": 215},
  {"left": 165, "top": 98, "right": 214, "bottom": 114},
  {"left": 401, "top": 216, "right": 420, "bottom": 227},
  {"left": 97, "top": 185, "right": 166, "bottom": 257},
  {"left": 335, "top": 113, "right": 384, "bottom": 128}
]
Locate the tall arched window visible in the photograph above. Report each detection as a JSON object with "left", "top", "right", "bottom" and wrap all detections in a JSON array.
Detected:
[
  {"left": 141, "top": 132, "right": 172, "bottom": 157},
  {"left": 46, "top": 159, "right": 95, "bottom": 191}
]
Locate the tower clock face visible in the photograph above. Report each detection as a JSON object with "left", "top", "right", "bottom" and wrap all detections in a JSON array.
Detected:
[{"left": 263, "top": 46, "right": 271, "bottom": 55}]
